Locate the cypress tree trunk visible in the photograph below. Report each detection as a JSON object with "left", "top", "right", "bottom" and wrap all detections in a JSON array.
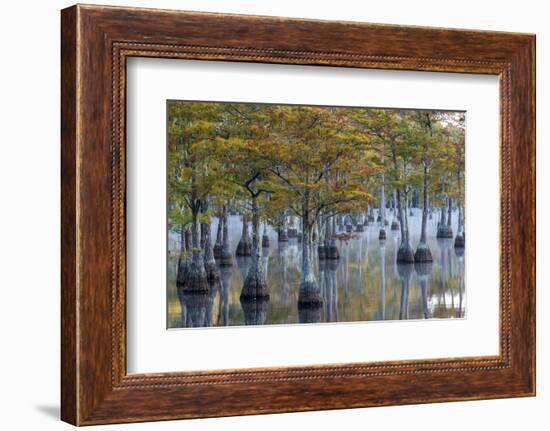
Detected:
[
  {"left": 404, "top": 196, "right": 411, "bottom": 239},
  {"left": 241, "top": 197, "right": 269, "bottom": 300},
  {"left": 278, "top": 214, "right": 288, "bottom": 242},
  {"left": 213, "top": 213, "right": 223, "bottom": 258},
  {"left": 355, "top": 213, "right": 364, "bottom": 232},
  {"left": 379, "top": 241, "right": 386, "bottom": 320},
  {"left": 391, "top": 189, "right": 400, "bottom": 231},
  {"left": 263, "top": 247, "right": 269, "bottom": 278},
  {"left": 396, "top": 188, "right": 414, "bottom": 262},
  {"left": 177, "top": 225, "right": 190, "bottom": 287},
  {"left": 184, "top": 208, "right": 209, "bottom": 292},
  {"left": 218, "top": 205, "right": 233, "bottom": 266},
  {"left": 200, "top": 221, "right": 207, "bottom": 252},
  {"left": 326, "top": 216, "right": 339, "bottom": 259},
  {"left": 348, "top": 214, "right": 353, "bottom": 231},
  {"left": 261, "top": 222, "right": 270, "bottom": 247},
  {"left": 437, "top": 193, "right": 453, "bottom": 239},
  {"left": 298, "top": 301, "right": 322, "bottom": 323},
  {"left": 415, "top": 165, "right": 433, "bottom": 262},
  {"left": 318, "top": 216, "right": 328, "bottom": 260},
  {"left": 236, "top": 214, "right": 252, "bottom": 256},
  {"left": 288, "top": 216, "right": 298, "bottom": 238},
  {"left": 398, "top": 263, "right": 413, "bottom": 320},
  {"left": 447, "top": 197, "right": 453, "bottom": 228},
  {"left": 379, "top": 171, "right": 387, "bottom": 240},
  {"left": 298, "top": 194, "right": 322, "bottom": 308},
  {"left": 455, "top": 205, "right": 465, "bottom": 248},
  {"left": 203, "top": 222, "right": 220, "bottom": 283},
  {"left": 454, "top": 169, "right": 465, "bottom": 248},
  {"left": 177, "top": 224, "right": 185, "bottom": 267},
  {"left": 185, "top": 227, "right": 192, "bottom": 254}
]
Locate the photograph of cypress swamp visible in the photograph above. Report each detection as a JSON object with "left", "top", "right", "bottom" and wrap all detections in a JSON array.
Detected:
[{"left": 167, "top": 100, "right": 466, "bottom": 329}]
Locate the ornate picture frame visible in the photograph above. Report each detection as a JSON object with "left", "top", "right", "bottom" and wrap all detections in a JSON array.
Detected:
[{"left": 61, "top": 4, "right": 535, "bottom": 425}]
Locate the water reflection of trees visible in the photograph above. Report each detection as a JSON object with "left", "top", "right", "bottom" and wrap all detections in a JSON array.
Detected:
[
  {"left": 168, "top": 207, "right": 466, "bottom": 328},
  {"left": 428, "top": 238, "right": 466, "bottom": 318},
  {"left": 320, "top": 259, "right": 338, "bottom": 323},
  {"left": 240, "top": 297, "right": 269, "bottom": 326},
  {"left": 455, "top": 246, "right": 465, "bottom": 318},
  {"left": 178, "top": 287, "right": 217, "bottom": 328},
  {"left": 415, "top": 262, "right": 433, "bottom": 319},
  {"left": 435, "top": 238, "right": 451, "bottom": 311},
  {"left": 278, "top": 243, "right": 290, "bottom": 305},
  {"left": 299, "top": 304, "right": 322, "bottom": 324},
  {"left": 397, "top": 263, "right": 413, "bottom": 320},
  {"left": 376, "top": 240, "right": 386, "bottom": 321},
  {"left": 216, "top": 266, "right": 232, "bottom": 326}
]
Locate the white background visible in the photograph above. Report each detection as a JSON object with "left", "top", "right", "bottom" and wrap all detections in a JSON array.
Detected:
[
  {"left": 127, "top": 59, "right": 499, "bottom": 373},
  {"left": 0, "top": 0, "right": 547, "bottom": 430}
]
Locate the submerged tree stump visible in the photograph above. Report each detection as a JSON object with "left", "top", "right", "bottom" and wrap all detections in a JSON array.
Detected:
[
  {"left": 240, "top": 281, "right": 269, "bottom": 301},
  {"left": 218, "top": 247, "right": 233, "bottom": 267},
  {"left": 397, "top": 243, "right": 415, "bottom": 263},
  {"left": 176, "top": 257, "right": 190, "bottom": 287},
  {"left": 181, "top": 260, "right": 209, "bottom": 293},
  {"left": 298, "top": 304, "right": 322, "bottom": 324},
  {"left": 204, "top": 260, "right": 220, "bottom": 283},
  {"left": 213, "top": 219, "right": 223, "bottom": 259},
  {"left": 454, "top": 233, "right": 465, "bottom": 248},
  {"left": 236, "top": 238, "right": 252, "bottom": 256},
  {"left": 240, "top": 265, "right": 269, "bottom": 300},
  {"left": 436, "top": 225, "right": 453, "bottom": 238},
  {"left": 326, "top": 244, "right": 340, "bottom": 259},
  {"left": 298, "top": 280, "right": 323, "bottom": 309},
  {"left": 414, "top": 243, "right": 433, "bottom": 262}
]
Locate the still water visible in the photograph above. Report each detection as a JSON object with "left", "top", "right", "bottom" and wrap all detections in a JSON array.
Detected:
[{"left": 167, "top": 209, "right": 465, "bottom": 328}]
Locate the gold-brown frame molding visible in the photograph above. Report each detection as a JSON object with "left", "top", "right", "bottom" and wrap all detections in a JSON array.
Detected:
[{"left": 61, "top": 4, "right": 535, "bottom": 425}]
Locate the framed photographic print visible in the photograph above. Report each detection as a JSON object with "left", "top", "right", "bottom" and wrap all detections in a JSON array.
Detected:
[{"left": 61, "top": 4, "right": 535, "bottom": 425}]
